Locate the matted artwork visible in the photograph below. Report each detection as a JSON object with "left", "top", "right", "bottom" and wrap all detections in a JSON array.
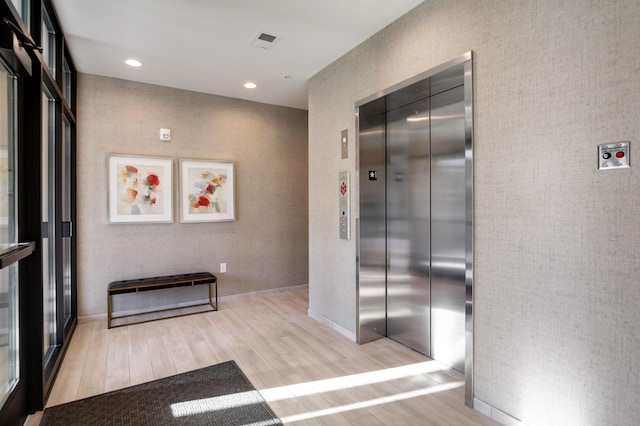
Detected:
[
  {"left": 108, "top": 155, "right": 173, "bottom": 223},
  {"left": 179, "top": 159, "right": 235, "bottom": 223}
]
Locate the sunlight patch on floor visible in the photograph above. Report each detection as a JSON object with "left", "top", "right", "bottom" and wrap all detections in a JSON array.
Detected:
[
  {"left": 279, "top": 381, "right": 464, "bottom": 423},
  {"left": 170, "top": 391, "right": 262, "bottom": 417},
  {"left": 170, "top": 361, "right": 456, "bottom": 421},
  {"left": 261, "top": 360, "right": 443, "bottom": 401}
]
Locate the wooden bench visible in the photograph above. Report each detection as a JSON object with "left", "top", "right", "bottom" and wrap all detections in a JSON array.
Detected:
[{"left": 107, "top": 272, "right": 217, "bottom": 328}]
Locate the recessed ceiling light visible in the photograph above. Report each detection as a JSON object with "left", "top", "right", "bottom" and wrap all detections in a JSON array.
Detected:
[
  {"left": 125, "top": 59, "right": 142, "bottom": 67},
  {"left": 244, "top": 82, "right": 257, "bottom": 89}
]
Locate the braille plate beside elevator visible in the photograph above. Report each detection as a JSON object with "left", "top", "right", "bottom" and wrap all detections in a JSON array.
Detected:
[{"left": 599, "top": 141, "right": 629, "bottom": 170}]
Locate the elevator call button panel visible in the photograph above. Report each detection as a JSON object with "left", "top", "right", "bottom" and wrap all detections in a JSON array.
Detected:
[
  {"left": 599, "top": 141, "right": 630, "bottom": 170},
  {"left": 339, "top": 171, "right": 350, "bottom": 240}
]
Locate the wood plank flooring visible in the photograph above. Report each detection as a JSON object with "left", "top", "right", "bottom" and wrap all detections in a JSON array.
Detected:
[{"left": 26, "top": 288, "right": 498, "bottom": 425}]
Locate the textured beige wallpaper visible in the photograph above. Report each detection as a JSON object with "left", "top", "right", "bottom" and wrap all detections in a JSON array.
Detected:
[
  {"left": 308, "top": 1, "right": 640, "bottom": 425},
  {"left": 77, "top": 74, "right": 308, "bottom": 317}
]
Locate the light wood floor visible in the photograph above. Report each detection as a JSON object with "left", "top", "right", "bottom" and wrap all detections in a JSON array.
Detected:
[{"left": 26, "top": 288, "right": 498, "bottom": 425}]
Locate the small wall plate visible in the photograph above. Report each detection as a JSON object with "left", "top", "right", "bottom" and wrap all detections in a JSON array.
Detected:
[
  {"left": 599, "top": 141, "right": 629, "bottom": 170},
  {"left": 160, "top": 128, "right": 171, "bottom": 142}
]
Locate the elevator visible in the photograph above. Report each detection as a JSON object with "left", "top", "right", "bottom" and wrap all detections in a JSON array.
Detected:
[{"left": 356, "top": 53, "right": 473, "bottom": 389}]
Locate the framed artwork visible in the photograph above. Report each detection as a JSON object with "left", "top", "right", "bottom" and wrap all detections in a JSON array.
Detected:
[
  {"left": 107, "top": 155, "right": 173, "bottom": 223},
  {"left": 179, "top": 159, "right": 235, "bottom": 223}
]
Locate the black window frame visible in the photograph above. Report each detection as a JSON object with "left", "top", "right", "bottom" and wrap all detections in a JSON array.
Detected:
[{"left": 0, "top": 0, "right": 77, "bottom": 423}]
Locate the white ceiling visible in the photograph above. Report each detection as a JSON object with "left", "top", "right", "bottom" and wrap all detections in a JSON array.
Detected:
[{"left": 51, "top": 0, "right": 424, "bottom": 110}]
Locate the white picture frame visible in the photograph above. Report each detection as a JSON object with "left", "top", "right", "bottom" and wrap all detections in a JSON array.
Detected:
[
  {"left": 107, "top": 154, "right": 173, "bottom": 223},
  {"left": 179, "top": 159, "right": 235, "bottom": 223}
]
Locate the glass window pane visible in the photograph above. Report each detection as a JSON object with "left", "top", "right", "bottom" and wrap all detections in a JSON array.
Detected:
[
  {"left": 0, "top": 71, "right": 16, "bottom": 243},
  {"left": 42, "top": 88, "right": 56, "bottom": 359},
  {"left": 0, "top": 265, "right": 18, "bottom": 407},
  {"left": 63, "top": 59, "right": 72, "bottom": 105},
  {"left": 0, "top": 60, "right": 19, "bottom": 407},
  {"left": 42, "top": 9, "right": 56, "bottom": 76},
  {"left": 10, "top": 0, "right": 22, "bottom": 17},
  {"left": 10, "top": 1, "right": 28, "bottom": 29},
  {"left": 62, "top": 117, "right": 71, "bottom": 321}
]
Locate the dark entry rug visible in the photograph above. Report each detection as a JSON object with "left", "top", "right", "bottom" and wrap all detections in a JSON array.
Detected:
[{"left": 40, "top": 361, "right": 282, "bottom": 426}]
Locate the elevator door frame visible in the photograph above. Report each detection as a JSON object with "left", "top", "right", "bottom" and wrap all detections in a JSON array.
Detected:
[{"left": 355, "top": 51, "right": 474, "bottom": 407}]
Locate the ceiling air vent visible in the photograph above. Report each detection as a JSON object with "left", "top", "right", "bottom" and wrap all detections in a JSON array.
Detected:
[{"left": 250, "top": 32, "right": 279, "bottom": 50}]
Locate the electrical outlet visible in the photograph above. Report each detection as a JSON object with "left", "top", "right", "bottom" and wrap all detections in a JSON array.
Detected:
[{"left": 220, "top": 263, "right": 227, "bottom": 273}]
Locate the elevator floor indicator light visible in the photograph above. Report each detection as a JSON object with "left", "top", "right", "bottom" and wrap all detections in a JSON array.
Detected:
[
  {"left": 599, "top": 141, "right": 630, "bottom": 170},
  {"left": 369, "top": 170, "right": 377, "bottom": 181}
]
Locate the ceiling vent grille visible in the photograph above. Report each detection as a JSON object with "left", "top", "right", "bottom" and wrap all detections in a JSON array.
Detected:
[{"left": 250, "top": 32, "right": 279, "bottom": 50}]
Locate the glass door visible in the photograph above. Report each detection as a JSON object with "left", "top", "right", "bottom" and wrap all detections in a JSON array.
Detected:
[
  {"left": 62, "top": 116, "right": 73, "bottom": 330},
  {"left": 41, "top": 86, "right": 60, "bottom": 383}
]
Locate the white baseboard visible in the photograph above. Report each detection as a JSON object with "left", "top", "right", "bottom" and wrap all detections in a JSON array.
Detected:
[
  {"left": 78, "top": 314, "right": 107, "bottom": 324},
  {"left": 307, "top": 309, "right": 356, "bottom": 341},
  {"left": 473, "top": 398, "right": 527, "bottom": 426},
  {"left": 219, "top": 284, "right": 308, "bottom": 302}
]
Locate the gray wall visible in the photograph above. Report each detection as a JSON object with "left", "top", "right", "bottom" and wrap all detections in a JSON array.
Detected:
[
  {"left": 308, "top": 1, "right": 639, "bottom": 425},
  {"left": 77, "top": 74, "right": 308, "bottom": 317}
]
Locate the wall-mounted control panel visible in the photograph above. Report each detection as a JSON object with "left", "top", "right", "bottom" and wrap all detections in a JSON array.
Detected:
[
  {"left": 339, "top": 171, "right": 350, "bottom": 240},
  {"left": 599, "top": 141, "right": 629, "bottom": 170}
]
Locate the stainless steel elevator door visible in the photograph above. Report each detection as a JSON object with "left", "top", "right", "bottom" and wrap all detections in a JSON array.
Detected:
[
  {"left": 430, "top": 85, "right": 466, "bottom": 372},
  {"left": 357, "top": 104, "right": 387, "bottom": 343},
  {"left": 386, "top": 99, "right": 431, "bottom": 355},
  {"left": 358, "top": 53, "right": 474, "bottom": 396}
]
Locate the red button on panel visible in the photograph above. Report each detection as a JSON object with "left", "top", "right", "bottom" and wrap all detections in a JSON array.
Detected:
[{"left": 616, "top": 151, "right": 625, "bottom": 158}]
